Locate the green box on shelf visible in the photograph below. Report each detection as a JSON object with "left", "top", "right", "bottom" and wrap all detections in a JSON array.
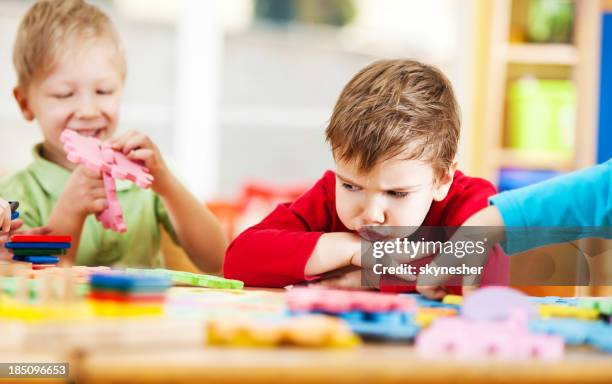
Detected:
[{"left": 507, "top": 78, "right": 575, "bottom": 153}]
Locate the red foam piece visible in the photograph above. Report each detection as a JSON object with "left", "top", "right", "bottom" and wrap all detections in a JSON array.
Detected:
[
  {"left": 10, "top": 235, "right": 72, "bottom": 243},
  {"left": 88, "top": 291, "right": 166, "bottom": 303},
  {"left": 32, "top": 264, "right": 58, "bottom": 270},
  {"left": 286, "top": 287, "right": 416, "bottom": 313},
  {"left": 60, "top": 130, "right": 153, "bottom": 232}
]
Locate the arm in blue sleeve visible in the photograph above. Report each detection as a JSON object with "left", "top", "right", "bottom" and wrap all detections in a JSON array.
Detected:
[{"left": 489, "top": 159, "right": 612, "bottom": 254}]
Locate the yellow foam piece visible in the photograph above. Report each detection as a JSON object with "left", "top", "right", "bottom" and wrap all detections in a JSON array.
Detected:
[
  {"left": 539, "top": 304, "right": 599, "bottom": 320},
  {"left": 414, "top": 307, "right": 458, "bottom": 327},
  {"left": 89, "top": 301, "right": 164, "bottom": 317},
  {"left": 442, "top": 294, "right": 463, "bottom": 306},
  {"left": 207, "top": 315, "right": 360, "bottom": 348}
]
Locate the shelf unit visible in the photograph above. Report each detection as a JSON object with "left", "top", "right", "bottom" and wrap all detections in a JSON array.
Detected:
[
  {"left": 469, "top": 0, "right": 603, "bottom": 297},
  {"left": 471, "top": 0, "right": 601, "bottom": 183}
]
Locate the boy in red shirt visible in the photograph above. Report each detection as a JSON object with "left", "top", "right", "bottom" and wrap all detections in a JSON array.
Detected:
[{"left": 224, "top": 59, "right": 508, "bottom": 291}]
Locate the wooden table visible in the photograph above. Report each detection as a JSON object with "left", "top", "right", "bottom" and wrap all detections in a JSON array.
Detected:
[{"left": 70, "top": 344, "right": 612, "bottom": 383}]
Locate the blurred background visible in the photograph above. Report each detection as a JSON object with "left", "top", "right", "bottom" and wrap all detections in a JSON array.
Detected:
[{"left": 0, "top": 0, "right": 611, "bottom": 243}]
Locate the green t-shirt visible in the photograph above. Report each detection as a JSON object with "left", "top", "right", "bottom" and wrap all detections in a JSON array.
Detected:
[{"left": 0, "top": 145, "right": 179, "bottom": 267}]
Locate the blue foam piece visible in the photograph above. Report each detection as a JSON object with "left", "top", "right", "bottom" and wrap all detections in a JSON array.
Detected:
[
  {"left": 5, "top": 242, "right": 71, "bottom": 249},
  {"left": 588, "top": 325, "right": 612, "bottom": 353},
  {"left": 401, "top": 293, "right": 459, "bottom": 309},
  {"left": 90, "top": 273, "right": 171, "bottom": 291},
  {"left": 528, "top": 296, "right": 578, "bottom": 306},
  {"left": 289, "top": 310, "right": 420, "bottom": 341},
  {"left": 529, "top": 318, "right": 603, "bottom": 345},
  {"left": 11, "top": 211, "right": 19, "bottom": 220},
  {"left": 12, "top": 255, "right": 59, "bottom": 264}
]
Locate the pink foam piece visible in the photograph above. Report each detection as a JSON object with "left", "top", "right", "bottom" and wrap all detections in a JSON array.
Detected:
[
  {"left": 416, "top": 317, "right": 564, "bottom": 361},
  {"left": 60, "top": 130, "right": 153, "bottom": 232},
  {"left": 286, "top": 287, "right": 416, "bottom": 313},
  {"left": 462, "top": 287, "right": 538, "bottom": 322},
  {"left": 96, "top": 173, "right": 126, "bottom": 233}
]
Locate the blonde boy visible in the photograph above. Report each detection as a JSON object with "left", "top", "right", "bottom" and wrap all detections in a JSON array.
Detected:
[{"left": 1, "top": 0, "right": 226, "bottom": 270}]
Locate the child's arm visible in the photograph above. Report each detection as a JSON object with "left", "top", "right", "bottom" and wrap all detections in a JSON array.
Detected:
[
  {"left": 46, "top": 165, "right": 108, "bottom": 263},
  {"left": 108, "top": 132, "right": 227, "bottom": 273},
  {"left": 224, "top": 171, "right": 359, "bottom": 287}
]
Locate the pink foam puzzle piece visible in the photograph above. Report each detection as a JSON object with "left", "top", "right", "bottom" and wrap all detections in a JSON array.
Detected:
[
  {"left": 96, "top": 172, "right": 127, "bottom": 233},
  {"left": 60, "top": 130, "right": 107, "bottom": 172},
  {"left": 416, "top": 317, "right": 564, "bottom": 361},
  {"left": 462, "top": 287, "right": 538, "bottom": 322},
  {"left": 105, "top": 144, "right": 154, "bottom": 189},
  {"left": 60, "top": 130, "right": 154, "bottom": 232},
  {"left": 286, "top": 287, "right": 416, "bottom": 313}
]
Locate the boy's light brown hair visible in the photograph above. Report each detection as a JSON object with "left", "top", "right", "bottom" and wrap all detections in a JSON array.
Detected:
[
  {"left": 13, "top": 0, "right": 125, "bottom": 90},
  {"left": 325, "top": 59, "right": 460, "bottom": 180}
]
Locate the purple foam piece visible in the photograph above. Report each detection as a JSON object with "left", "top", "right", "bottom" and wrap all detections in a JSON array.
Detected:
[{"left": 462, "top": 287, "right": 538, "bottom": 322}]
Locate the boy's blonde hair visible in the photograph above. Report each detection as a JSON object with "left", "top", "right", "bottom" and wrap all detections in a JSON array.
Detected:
[
  {"left": 325, "top": 59, "right": 460, "bottom": 180},
  {"left": 13, "top": 0, "right": 125, "bottom": 89}
]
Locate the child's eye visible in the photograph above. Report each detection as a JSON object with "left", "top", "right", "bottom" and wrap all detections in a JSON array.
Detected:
[
  {"left": 342, "top": 183, "right": 360, "bottom": 192},
  {"left": 53, "top": 92, "right": 73, "bottom": 99},
  {"left": 97, "top": 89, "right": 115, "bottom": 95},
  {"left": 387, "top": 191, "right": 409, "bottom": 198}
]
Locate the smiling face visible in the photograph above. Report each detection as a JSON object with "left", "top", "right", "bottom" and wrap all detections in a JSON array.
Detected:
[
  {"left": 14, "top": 38, "right": 124, "bottom": 169},
  {"left": 335, "top": 156, "right": 455, "bottom": 240}
]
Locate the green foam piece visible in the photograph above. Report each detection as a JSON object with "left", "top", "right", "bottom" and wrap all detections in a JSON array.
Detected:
[
  {"left": 125, "top": 268, "right": 244, "bottom": 289},
  {"left": 579, "top": 298, "right": 612, "bottom": 315},
  {"left": 12, "top": 248, "right": 66, "bottom": 256}
]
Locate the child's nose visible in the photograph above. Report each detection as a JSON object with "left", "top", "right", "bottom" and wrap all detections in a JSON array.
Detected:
[
  {"left": 75, "top": 96, "right": 99, "bottom": 119},
  {"left": 360, "top": 197, "right": 385, "bottom": 225}
]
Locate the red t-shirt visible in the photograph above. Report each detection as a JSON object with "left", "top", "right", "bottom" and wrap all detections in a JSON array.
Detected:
[{"left": 224, "top": 170, "right": 509, "bottom": 290}]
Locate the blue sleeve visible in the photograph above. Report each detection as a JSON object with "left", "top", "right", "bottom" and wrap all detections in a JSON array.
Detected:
[{"left": 489, "top": 159, "right": 612, "bottom": 254}]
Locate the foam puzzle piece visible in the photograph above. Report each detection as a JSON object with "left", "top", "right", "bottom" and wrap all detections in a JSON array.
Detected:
[
  {"left": 12, "top": 255, "right": 60, "bottom": 264},
  {"left": 88, "top": 291, "right": 166, "bottom": 303},
  {"left": 333, "top": 311, "right": 419, "bottom": 341},
  {"left": 538, "top": 304, "right": 599, "bottom": 320},
  {"left": 286, "top": 288, "right": 416, "bottom": 313},
  {"left": 10, "top": 235, "right": 72, "bottom": 243},
  {"left": 578, "top": 298, "right": 612, "bottom": 316},
  {"left": 206, "top": 315, "right": 360, "bottom": 348},
  {"left": 96, "top": 172, "right": 126, "bottom": 232},
  {"left": 401, "top": 293, "right": 459, "bottom": 309},
  {"left": 60, "top": 130, "right": 153, "bottom": 188},
  {"left": 125, "top": 268, "right": 244, "bottom": 289},
  {"left": 528, "top": 296, "right": 578, "bottom": 306},
  {"left": 417, "top": 316, "right": 564, "bottom": 361},
  {"left": 5, "top": 242, "right": 71, "bottom": 249},
  {"left": 414, "top": 307, "right": 458, "bottom": 328},
  {"left": 588, "top": 324, "right": 612, "bottom": 352},
  {"left": 442, "top": 294, "right": 463, "bottom": 306},
  {"left": 528, "top": 318, "right": 599, "bottom": 345},
  {"left": 462, "top": 287, "right": 538, "bottom": 321},
  {"left": 60, "top": 130, "right": 153, "bottom": 232},
  {"left": 90, "top": 272, "right": 170, "bottom": 292}
]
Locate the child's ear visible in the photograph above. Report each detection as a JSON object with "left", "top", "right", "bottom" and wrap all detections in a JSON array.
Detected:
[
  {"left": 13, "top": 86, "right": 34, "bottom": 121},
  {"left": 432, "top": 161, "right": 458, "bottom": 201}
]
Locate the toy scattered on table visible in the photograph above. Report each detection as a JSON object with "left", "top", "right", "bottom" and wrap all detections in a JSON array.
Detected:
[
  {"left": 578, "top": 298, "right": 612, "bottom": 316},
  {"left": 539, "top": 304, "right": 599, "bottom": 320},
  {"left": 417, "top": 315, "right": 564, "bottom": 361},
  {"left": 9, "top": 201, "right": 19, "bottom": 220},
  {"left": 461, "top": 286, "right": 538, "bottom": 321},
  {"left": 286, "top": 288, "right": 419, "bottom": 340},
  {"left": 60, "top": 129, "right": 154, "bottom": 232},
  {"left": 206, "top": 314, "right": 359, "bottom": 348},
  {"left": 414, "top": 307, "right": 458, "bottom": 328},
  {"left": 88, "top": 271, "right": 170, "bottom": 316},
  {"left": 4, "top": 234, "right": 72, "bottom": 269},
  {"left": 125, "top": 268, "right": 244, "bottom": 289}
]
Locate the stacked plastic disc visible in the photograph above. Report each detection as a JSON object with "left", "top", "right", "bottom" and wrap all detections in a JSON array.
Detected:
[{"left": 5, "top": 235, "right": 72, "bottom": 270}]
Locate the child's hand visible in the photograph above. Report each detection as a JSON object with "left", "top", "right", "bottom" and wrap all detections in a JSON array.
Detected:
[
  {"left": 107, "top": 131, "right": 171, "bottom": 194},
  {"left": 0, "top": 199, "right": 11, "bottom": 232},
  {"left": 57, "top": 165, "right": 107, "bottom": 218}
]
